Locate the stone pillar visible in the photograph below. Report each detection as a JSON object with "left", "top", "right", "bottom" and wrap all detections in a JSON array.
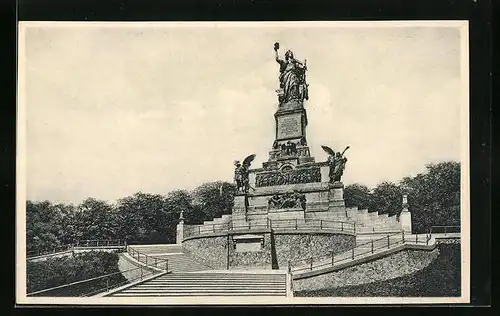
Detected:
[
  {"left": 328, "top": 181, "right": 347, "bottom": 219},
  {"left": 176, "top": 210, "right": 184, "bottom": 244},
  {"left": 231, "top": 194, "right": 248, "bottom": 226},
  {"left": 399, "top": 194, "right": 412, "bottom": 233},
  {"left": 320, "top": 165, "right": 330, "bottom": 183},
  {"left": 248, "top": 171, "right": 257, "bottom": 189}
]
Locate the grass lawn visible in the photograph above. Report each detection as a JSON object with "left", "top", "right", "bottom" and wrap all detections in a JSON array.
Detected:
[{"left": 295, "top": 243, "right": 461, "bottom": 297}]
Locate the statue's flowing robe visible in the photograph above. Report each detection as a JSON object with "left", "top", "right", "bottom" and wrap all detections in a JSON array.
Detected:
[
  {"left": 333, "top": 157, "right": 346, "bottom": 181},
  {"left": 278, "top": 60, "right": 304, "bottom": 102},
  {"left": 234, "top": 167, "right": 245, "bottom": 189},
  {"left": 328, "top": 157, "right": 336, "bottom": 181}
]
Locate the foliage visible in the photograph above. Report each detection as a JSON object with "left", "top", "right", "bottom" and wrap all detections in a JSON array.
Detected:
[
  {"left": 27, "top": 251, "right": 126, "bottom": 296},
  {"left": 26, "top": 201, "right": 65, "bottom": 254},
  {"left": 116, "top": 192, "right": 168, "bottom": 244},
  {"left": 401, "top": 161, "right": 461, "bottom": 233},
  {"left": 26, "top": 181, "right": 235, "bottom": 250},
  {"left": 344, "top": 184, "right": 370, "bottom": 210},
  {"left": 369, "top": 182, "right": 403, "bottom": 216},
  {"left": 343, "top": 161, "right": 460, "bottom": 233},
  {"left": 76, "top": 198, "right": 119, "bottom": 241},
  {"left": 191, "top": 181, "right": 236, "bottom": 224}
]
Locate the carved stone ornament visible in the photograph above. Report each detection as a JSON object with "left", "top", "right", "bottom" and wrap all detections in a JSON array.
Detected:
[
  {"left": 256, "top": 166, "right": 321, "bottom": 187},
  {"left": 267, "top": 191, "right": 306, "bottom": 210}
]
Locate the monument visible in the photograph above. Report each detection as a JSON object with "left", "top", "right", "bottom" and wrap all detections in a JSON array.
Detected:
[
  {"left": 178, "top": 43, "right": 405, "bottom": 266},
  {"left": 231, "top": 43, "right": 351, "bottom": 228}
]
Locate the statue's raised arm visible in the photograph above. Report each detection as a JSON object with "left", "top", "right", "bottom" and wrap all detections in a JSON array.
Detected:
[{"left": 273, "top": 42, "right": 309, "bottom": 105}]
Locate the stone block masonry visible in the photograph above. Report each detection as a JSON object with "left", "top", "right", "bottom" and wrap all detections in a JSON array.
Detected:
[
  {"left": 182, "top": 236, "right": 228, "bottom": 269},
  {"left": 293, "top": 248, "right": 439, "bottom": 291},
  {"left": 274, "top": 233, "right": 355, "bottom": 269},
  {"left": 229, "top": 233, "right": 273, "bottom": 269},
  {"left": 181, "top": 232, "right": 355, "bottom": 271}
]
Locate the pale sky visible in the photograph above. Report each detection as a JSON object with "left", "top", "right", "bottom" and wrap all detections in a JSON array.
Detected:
[{"left": 20, "top": 22, "right": 466, "bottom": 204}]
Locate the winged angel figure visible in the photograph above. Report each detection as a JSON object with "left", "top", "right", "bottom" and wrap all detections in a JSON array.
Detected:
[
  {"left": 234, "top": 154, "right": 256, "bottom": 193},
  {"left": 321, "top": 145, "right": 349, "bottom": 183}
]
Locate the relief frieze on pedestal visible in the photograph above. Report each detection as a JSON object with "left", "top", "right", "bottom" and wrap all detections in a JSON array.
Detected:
[
  {"left": 256, "top": 166, "right": 321, "bottom": 187},
  {"left": 267, "top": 191, "right": 306, "bottom": 210}
]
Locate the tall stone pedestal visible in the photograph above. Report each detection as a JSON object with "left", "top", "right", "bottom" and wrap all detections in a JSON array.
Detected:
[
  {"left": 176, "top": 211, "right": 184, "bottom": 244},
  {"left": 232, "top": 194, "right": 248, "bottom": 226},
  {"left": 400, "top": 210, "right": 412, "bottom": 233},
  {"left": 399, "top": 194, "right": 412, "bottom": 233},
  {"left": 328, "top": 182, "right": 347, "bottom": 219}
]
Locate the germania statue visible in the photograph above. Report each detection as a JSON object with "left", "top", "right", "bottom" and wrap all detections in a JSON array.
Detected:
[{"left": 274, "top": 42, "right": 309, "bottom": 105}]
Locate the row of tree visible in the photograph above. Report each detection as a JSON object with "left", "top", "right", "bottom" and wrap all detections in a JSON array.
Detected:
[
  {"left": 27, "top": 181, "right": 236, "bottom": 254},
  {"left": 344, "top": 161, "right": 460, "bottom": 233},
  {"left": 27, "top": 161, "right": 460, "bottom": 254}
]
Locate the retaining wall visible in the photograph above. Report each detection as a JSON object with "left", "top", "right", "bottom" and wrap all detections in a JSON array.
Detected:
[
  {"left": 181, "top": 231, "right": 355, "bottom": 270},
  {"left": 182, "top": 236, "right": 228, "bottom": 269},
  {"left": 293, "top": 247, "right": 439, "bottom": 291},
  {"left": 274, "top": 233, "right": 355, "bottom": 269},
  {"left": 229, "top": 233, "right": 273, "bottom": 269}
]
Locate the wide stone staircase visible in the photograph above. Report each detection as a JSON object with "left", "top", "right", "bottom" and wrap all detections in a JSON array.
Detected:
[
  {"left": 184, "top": 206, "right": 401, "bottom": 239},
  {"left": 127, "top": 244, "right": 212, "bottom": 273},
  {"left": 154, "top": 253, "right": 212, "bottom": 273},
  {"left": 345, "top": 207, "right": 401, "bottom": 232},
  {"left": 107, "top": 272, "right": 287, "bottom": 297}
]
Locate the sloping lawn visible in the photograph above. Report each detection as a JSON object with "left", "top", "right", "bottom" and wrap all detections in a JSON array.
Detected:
[
  {"left": 295, "top": 243, "right": 460, "bottom": 297},
  {"left": 27, "top": 251, "right": 127, "bottom": 296}
]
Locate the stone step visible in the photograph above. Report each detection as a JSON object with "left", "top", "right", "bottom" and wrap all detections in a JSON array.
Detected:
[
  {"left": 145, "top": 277, "right": 285, "bottom": 282},
  {"left": 212, "top": 217, "right": 231, "bottom": 224},
  {"left": 153, "top": 275, "right": 285, "bottom": 281},
  {"left": 109, "top": 272, "right": 287, "bottom": 297},
  {"left": 138, "top": 283, "right": 285, "bottom": 288},
  {"left": 111, "top": 292, "right": 286, "bottom": 297},
  {"left": 129, "top": 244, "right": 182, "bottom": 254},
  {"left": 119, "top": 288, "right": 285, "bottom": 292}
]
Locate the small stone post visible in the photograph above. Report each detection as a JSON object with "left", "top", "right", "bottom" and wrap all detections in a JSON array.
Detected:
[
  {"left": 286, "top": 262, "right": 294, "bottom": 297},
  {"left": 399, "top": 194, "right": 412, "bottom": 233},
  {"left": 176, "top": 210, "right": 184, "bottom": 244},
  {"left": 328, "top": 181, "right": 346, "bottom": 217}
]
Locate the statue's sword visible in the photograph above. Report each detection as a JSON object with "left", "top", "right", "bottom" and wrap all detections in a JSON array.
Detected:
[{"left": 341, "top": 146, "right": 350, "bottom": 157}]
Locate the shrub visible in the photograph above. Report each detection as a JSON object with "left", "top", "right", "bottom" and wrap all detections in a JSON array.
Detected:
[{"left": 27, "top": 251, "right": 126, "bottom": 296}]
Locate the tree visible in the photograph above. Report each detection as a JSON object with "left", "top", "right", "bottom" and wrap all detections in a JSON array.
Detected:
[
  {"left": 191, "top": 181, "right": 235, "bottom": 223},
  {"left": 74, "top": 198, "right": 118, "bottom": 241},
  {"left": 165, "top": 189, "right": 204, "bottom": 226},
  {"left": 344, "top": 184, "right": 371, "bottom": 210},
  {"left": 369, "top": 182, "right": 402, "bottom": 216},
  {"left": 160, "top": 190, "right": 194, "bottom": 242},
  {"left": 26, "top": 201, "right": 64, "bottom": 253},
  {"left": 54, "top": 203, "right": 78, "bottom": 245},
  {"left": 116, "top": 192, "right": 167, "bottom": 243},
  {"left": 401, "top": 161, "right": 460, "bottom": 233}
]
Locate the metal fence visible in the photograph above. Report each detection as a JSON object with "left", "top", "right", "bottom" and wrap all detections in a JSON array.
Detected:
[
  {"left": 27, "top": 239, "right": 127, "bottom": 259},
  {"left": 27, "top": 245, "right": 74, "bottom": 259},
  {"left": 430, "top": 225, "right": 461, "bottom": 235},
  {"left": 183, "top": 218, "right": 356, "bottom": 238},
  {"left": 126, "top": 246, "right": 169, "bottom": 271},
  {"left": 75, "top": 239, "right": 127, "bottom": 248},
  {"left": 27, "top": 266, "right": 157, "bottom": 297},
  {"left": 289, "top": 231, "right": 432, "bottom": 274}
]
